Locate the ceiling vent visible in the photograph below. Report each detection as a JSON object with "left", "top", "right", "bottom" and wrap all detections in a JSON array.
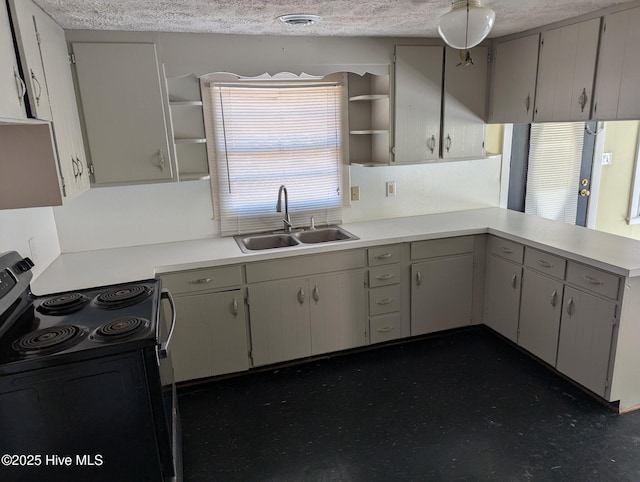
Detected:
[{"left": 278, "top": 14, "right": 321, "bottom": 26}]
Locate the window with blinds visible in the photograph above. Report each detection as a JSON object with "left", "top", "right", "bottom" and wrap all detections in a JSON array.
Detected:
[
  {"left": 202, "top": 81, "right": 343, "bottom": 236},
  {"left": 525, "top": 122, "right": 585, "bottom": 224}
]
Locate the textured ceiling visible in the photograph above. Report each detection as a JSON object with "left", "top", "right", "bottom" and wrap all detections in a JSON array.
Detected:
[{"left": 33, "top": 0, "right": 637, "bottom": 37}]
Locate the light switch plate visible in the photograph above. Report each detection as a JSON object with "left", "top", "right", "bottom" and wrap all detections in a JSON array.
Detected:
[
  {"left": 351, "top": 186, "right": 360, "bottom": 201},
  {"left": 386, "top": 181, "right": 396, "bottom": 197},
  {"left": 602, "top": 152, "right": 612, "bottom": 166}
]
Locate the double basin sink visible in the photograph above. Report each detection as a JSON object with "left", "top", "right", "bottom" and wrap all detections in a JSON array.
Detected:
[{"left": 235, "top": 226, "right": 358, "bottom": 253}]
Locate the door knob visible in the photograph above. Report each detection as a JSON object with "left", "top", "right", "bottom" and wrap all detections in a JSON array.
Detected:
[{"left": 580, "top": 189, "right": 591, "bottom": 197}]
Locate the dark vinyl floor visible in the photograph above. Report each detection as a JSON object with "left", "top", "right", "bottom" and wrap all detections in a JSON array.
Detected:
[{"left": 177, "top": 327, "right": 640, "bottom": 481}]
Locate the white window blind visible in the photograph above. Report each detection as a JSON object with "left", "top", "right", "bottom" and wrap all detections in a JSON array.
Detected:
[
  {"left": 202, "top": 82, "right": 343, "bottom": 236},
  {"left": 526, "top": 122, "right": 584, "bottom": 224}
]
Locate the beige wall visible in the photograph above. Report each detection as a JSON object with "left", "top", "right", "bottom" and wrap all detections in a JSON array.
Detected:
[
  {"left": 595, "top": 121, "right": 640, "bottom": 239},
  {"left": 485, "top": 124, "right": 504, "bottom": 155}
]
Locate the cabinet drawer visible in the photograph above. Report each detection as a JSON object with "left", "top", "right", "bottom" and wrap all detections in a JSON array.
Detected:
[
  {"left": 369, "top": 284, "right": 401, "bottom": 316},
  {"left": 368, "top": 245, "right": 402, "bottom": 266},
  {"left": 411, "top": 236, "right": 474, "bottom": 260},
  {"left": 524, "top": 247, "right": 566, "bottom": 279},
  {"left": 488, "top": 236, "right": 524, "bottom": 263},
  {"left": 369, "top": 265, "right": 401, "bottom": 288},
  {"left": 370, "top": 313, "right": 402, "bottom": 344},
  {"left": 161, "top": 265, "right": 242, "bottom": 295},
  {"left": 566, "top": 262, "right": 620, "bottom": 300}
]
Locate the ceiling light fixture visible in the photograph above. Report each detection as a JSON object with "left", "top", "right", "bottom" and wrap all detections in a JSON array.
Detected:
[
  {"left": 438, "top": 0, "right": 495, "bottom": 50},
  {"left": 278, "top": 14, "right": 322, "bottom": 26}
]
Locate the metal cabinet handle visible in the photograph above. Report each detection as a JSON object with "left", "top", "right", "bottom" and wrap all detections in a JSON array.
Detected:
[
  {"left": 189, "top": 277, "right": 212, "bottom": 284},
  {"left": 312, "top": 285, "right": 320, "bottom": 303},
  {"left": 158, "top": 148, "right": 165, "bottom": 171},
  {"left": 376, "top": 298, "right": 394, "bottom": 305},
  {"left": 376, "top": 253, "right": 393, "bottom": 260},
  {"left": 578, "top": 88, "right": 588, "bottom": 113},
  {"left": 566, "top": 297, "right": 574, "bottom": 316},
  {"left": 297, "top": 287, "right": 305, "bottom": 305},
  {"left": 550, "top": 289, "right": 557, "bottom": 307},
  {"left": 537, "top": 260, "right": 553, "bottom": 268},
  {"left": 71, "top": 157, "right": 79, "bottom": 178},
  {"left": 376, "top": 326, "right": 394, "bottom": 333},
  {"left": 416, "top": 270, "right": 422, "bottom": 286},
  {"left": 511, "top": 273, "right": 518, "bottom": 289},
  {"left": 231, "top": 297, "right": 239, "bottom": 317},
  {"left": 501, "top": 246, "right": 513, "bottom": 254},
  {"left": 525, "top": 94, "right": 531, "bottom": 113},
  {"left": 584, "top": 275, "right": 603, "bottom": 286},
  {"left": 375, "top": 273, "right": 394, "bottom": 281},
  {"left": 30, "top": 69, "right": 42, "bottom": 107},
  {"left": 13, "top": 67, "right": 26, "bottom": 104},
  {"left": 427, "top": 134, "right": 436, "bottom": 154},
  {"left": 76, "top": 156, "right": 84, "bottom": 176},
  {"left": 445, "top": 134, "right": 452, "bottom": 153}
]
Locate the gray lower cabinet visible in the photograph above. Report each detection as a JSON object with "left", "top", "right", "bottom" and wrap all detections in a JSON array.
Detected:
[
  {"left": 170, "top": 290, "right": 248, "bottom": 382},
  {"left": 484, "top": 254, "right": 522, "bottom": 342},
  {"left": 411, "top": 237, "right": 475, "bottom": 336},
  {"left": 518, "top": 269, "right": 564, "bottom": 366},
  {"left": 556, "top": 286, "right": 617, "bottom": 397}
]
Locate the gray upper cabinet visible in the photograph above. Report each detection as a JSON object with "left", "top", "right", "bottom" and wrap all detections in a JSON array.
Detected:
[
  {"left": 442, "top": 46, "right": 487, "bottom": 160},
  {"left": 394, "top": 45, "right": 443, "bottom": 163},
  {"left": 534, "top": 18, "right": 600, "bottom": 122},
  {"left": 73, "top": 42, "right": 173, "bottom": 185},
  {"left": 593, "top": 6, "right": 640, "bottom": 120},
  {"left": 0, "top": 1, "right": 27, "bottom": 120},
  {"left": 489, "top": 34, "right": 540, "bottom": 123}
]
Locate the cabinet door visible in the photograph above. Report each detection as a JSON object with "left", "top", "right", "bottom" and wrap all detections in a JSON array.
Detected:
[
  {"left": 309, "top": 271, "right": 367, "bottom": 356},
  {"left": 556, "top": 287, "right": 616, "bottom": 397},
  {"left": 33, "top": 8, "right": 90, "bottom": 200},
  {"left": 72, "top": 42, "right": 173, "bottom": 184},
  {"left": 248, "top": 279, "right": 312, "bottom": 366},
  {"left": 8, "top": 0, "right": 53, "bottom": 121},
  {"left": 518, "top": 269, "right": 564, "bottom": 366},
  {"left": 593, "top": 7, "right": 640, "bottom": 120},
  {"left": 0, "top": 1, "right": 27, "bottom": 119},
  {"left": 394, "top": 45, "right": 443, "bottom": 162},
  {"left": 170, "top": 290, "right": 248, "bottom": 382},
  {"left": 485, "top": 255, "right": 522, "bottom": 342},
  {"left": 534, "top": 19, "right": 600, "bottom": 122},
  {"left": 411, "top": 254, "right": 474, "bottom": 336},
  {"left": 489, "top": 34, "right": 539, "bottom": 123},
  {"left": 442, "top": 46, "right": 487, "bottom": 159}
]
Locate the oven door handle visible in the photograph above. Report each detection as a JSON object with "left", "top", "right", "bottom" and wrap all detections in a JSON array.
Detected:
[{"left": 158, "top": 289, "right": 176, "bottom": 360}]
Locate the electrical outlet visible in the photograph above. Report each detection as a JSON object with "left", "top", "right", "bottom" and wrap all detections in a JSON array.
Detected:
[
  {"left": 350, "top": 186, "right": 360, "bottom": 201},
  {"left": 602, "top": 152, "right": 613, "bottom": 166},
  {"left": 386, "top": 181, "right": 396, "bottom": 197}
]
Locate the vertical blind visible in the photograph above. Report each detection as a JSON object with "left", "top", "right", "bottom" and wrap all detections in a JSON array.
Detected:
[
  {"left": 526, "top": 122, "right": 585, "bottom": 224},
  {"left": 202, "top": 82, "right": 343, "bottom": 235}
]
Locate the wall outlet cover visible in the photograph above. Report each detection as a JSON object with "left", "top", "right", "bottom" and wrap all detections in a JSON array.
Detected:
[
  {"left": 602, "top": 152, "right": 612, "bottom": 166},
  {"left": 386, "top": 181, "right": 396, "bottom": 197},
  {"left": 351, "top": 186, "right": 360, "bottom": 201}
]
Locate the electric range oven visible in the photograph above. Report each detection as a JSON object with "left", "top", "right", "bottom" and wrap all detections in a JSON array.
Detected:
[{"left": 0, "top": 251, "right": 182, "bottom": 482}]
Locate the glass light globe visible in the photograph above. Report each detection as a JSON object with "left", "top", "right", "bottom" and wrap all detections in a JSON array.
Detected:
[{"left": 438, "top": 0, "right": 496, "bottom": 49}]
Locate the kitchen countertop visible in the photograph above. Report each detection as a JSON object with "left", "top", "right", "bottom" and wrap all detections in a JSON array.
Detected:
[{"left": 31, "top": 207, "right": 640, "bottom": 295}]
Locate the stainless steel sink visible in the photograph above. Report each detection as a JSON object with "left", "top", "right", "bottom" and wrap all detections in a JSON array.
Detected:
[
  {"left": 293, "top": 227, "right": 354, "bottom": 244},
  {"left": 236, "top": 233, "right": 301, "bottom": 253},
  {"left": 235, "top": 226, "right": 358, "bottom": 253}
]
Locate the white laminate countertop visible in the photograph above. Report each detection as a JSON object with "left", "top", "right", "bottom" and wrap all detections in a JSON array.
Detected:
[{"left": 31, "top": 207, "right": 640, "bottom": 295}]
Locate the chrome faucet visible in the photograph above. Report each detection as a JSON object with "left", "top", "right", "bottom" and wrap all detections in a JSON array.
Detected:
[{"left": 276, "top": 185, "right": 292, "bottom": 232}]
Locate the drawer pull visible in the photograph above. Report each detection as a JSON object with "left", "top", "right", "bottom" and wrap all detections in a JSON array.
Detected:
[
  {"left": 313, "top": 285, "right": 320, "bottom": 303},
  {"left": 375, "top": 274, "right": 395, "bottom": 281},
  {"left": 584, "top": 275, "right": 603, "bottom": 286},
  {"left": 376, "top": 326, "right": 395, "bottom": 333},
  {"left": 537, "top": 260, "right": 553, "bottom": 268},
  {"left": 511, "top": 273, "right": 518, "bottom": 289},
  {"left": 375, "top": 298, "right": 394, "bottom": 305},
  {"left": 189, "top": 277, "right": 213, "bottom": 284},
  {"left": 297, "top": 287, "right": 305, "bottom": 305},
  {"left": 501, "top": 246, "right": 514, "bottom": 254},
  {"left": 550, "top": 289, "right": 557, "bottom": 307},
  {"left": 232, "top": 297, "right": 239, "bottom": 317},
  {"left": 375, "top": 253, "right": 393, "bottom": 260}
]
